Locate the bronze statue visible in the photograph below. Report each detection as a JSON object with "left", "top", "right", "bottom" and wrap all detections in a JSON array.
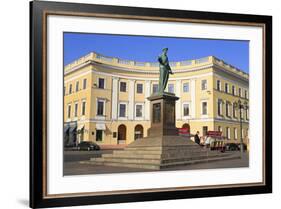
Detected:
[{"left": 158, "top": 48, "right": 173, "bottom": 93}]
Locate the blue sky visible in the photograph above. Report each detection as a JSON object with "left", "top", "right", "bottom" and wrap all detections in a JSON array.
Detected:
[{"left": 64, "top": 33, "right": 249, "bottom": 73}]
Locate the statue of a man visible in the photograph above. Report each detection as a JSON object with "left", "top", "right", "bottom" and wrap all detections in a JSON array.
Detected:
[{"left": 158, "top": 48, "right": 173, "bottom": 93}]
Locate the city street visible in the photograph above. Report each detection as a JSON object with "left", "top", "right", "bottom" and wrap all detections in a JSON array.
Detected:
[
  {"left": 64, "top": 149, "right": 114, "bottom": 162},
  {"left": 63, "top": 150, "right": 249, "bottom": 176}
]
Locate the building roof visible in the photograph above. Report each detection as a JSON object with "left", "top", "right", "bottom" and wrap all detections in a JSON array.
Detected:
[{"left": 64, "top": 52, "right": 249, "bottom": 80}]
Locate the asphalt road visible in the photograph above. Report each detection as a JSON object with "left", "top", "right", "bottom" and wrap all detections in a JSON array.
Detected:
[
  {"left": 63, "top": 150, "right": 114, "bottom": 162},
  {"left": 63, "top": 151, "right": 249, "bottom": 176}
]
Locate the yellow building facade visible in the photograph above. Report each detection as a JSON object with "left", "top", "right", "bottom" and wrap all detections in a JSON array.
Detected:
[{"left": 63, "top": 52, "right": 249, "bottom": 147}]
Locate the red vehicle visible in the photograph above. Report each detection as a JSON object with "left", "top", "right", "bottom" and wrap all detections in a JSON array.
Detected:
[{"left": 204, "top": 131, "right": 226, "bottom": 152}]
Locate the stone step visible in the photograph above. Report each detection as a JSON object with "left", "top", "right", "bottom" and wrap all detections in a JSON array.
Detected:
[
  {"left": 113, "top": 149, "right": 162, "bottom": 155},
  {"left": 102, "top": 153, "right": 162, "bottom": 159},
  {"left": 92, "top": 152, "right": 225, "bottom": 164},
  {"left": 125, "top": 147, "right": 162, "bottom": 151},
  {"left": 92, "top": 156, "right": 161, "bottom": 164},
  {"left": 83, "top": 154, "right": 240, "bottom": 170},
  {"left": 92, "top": 161, "right": 160, "bottom": 170},
  {"left": 160, "top": 155, "right": 241, "bottom": 168}
]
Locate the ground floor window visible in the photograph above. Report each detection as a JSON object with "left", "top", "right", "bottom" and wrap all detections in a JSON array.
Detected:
[
  {"left": 226, "top": 127, "right": 230, "bottom": 139},
  {"left": 183, "top": 103, "right": 190, "bottom": 116},
  {"left": 203, "top": 126, "right": 208, "bottom": 136},
  {"left": 96, "top": 130, "right": 103, "bottom": 141},
  {"left": 234, "top": 128, "right": 238, "bottom": 140}
]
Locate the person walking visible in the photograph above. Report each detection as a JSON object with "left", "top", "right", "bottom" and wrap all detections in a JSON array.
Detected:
[{"left": 194, "top": 131, "right": 200, "bottom": 145}]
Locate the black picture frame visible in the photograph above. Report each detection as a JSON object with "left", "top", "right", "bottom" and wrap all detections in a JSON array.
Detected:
[{"left": 30, "top": 1, "right": 272, "bottom": 208}]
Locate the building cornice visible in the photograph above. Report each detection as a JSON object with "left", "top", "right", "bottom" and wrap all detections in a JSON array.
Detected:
[{"left": 64, "top": 52, "right": 249, "bottom": 80}]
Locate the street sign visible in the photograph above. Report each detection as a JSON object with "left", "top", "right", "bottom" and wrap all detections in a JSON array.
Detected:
[{"left": 207, "top": 131, "right": 222, "bottom": 137}]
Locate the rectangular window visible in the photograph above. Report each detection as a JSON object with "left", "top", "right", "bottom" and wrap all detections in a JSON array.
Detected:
[
  {"left": 241, "top": 108, "right": 244, "bottom": 119},
  {"left": 98, "top": 78, "right": 105, "bottom": 89},
  {"left": 226, "top": 127, "right": 230, "bottom": 139},
  {"left": 216, "top": 80, "right": 221, "bottom": 90},
  {"left": 201, "top": 80, "right": 207, "bottom": 90},
  {"left": 234, "top": 128, "right": 238, "bottom": 140},
  {"left": 246, "top": 108, "right": 249, "bottom": 120},
  {"left": 96, "top": 130, "right": 103, "bottom": 141},
  {"left": 168, "top": 84, "right": 174, "bottom": 93},
  {"left": 120, "top": 82, "right": 126, "bottom": 92},
  {"left": 152, "top": 84, "right": 159, "bottom": 93},
  {"left": 136, "top": 104, "right": 143, "bottom": 117},
  {"left": 76, "top": 81, "right": 79, "bottom": 92},
  {"left": 83, "top": 78, "right": 87, "bottom": 89},
  {"left": 82, "top": 101, "right": 86, "bottom": 115},
  {"left": 74, "top": 103, "right": 78, "bottom": 117},
  {"left": 67, "top": 105, "right": 71, "bottom": 118},
  {"left": 64, "top": 86, "right": 66, "bottom": 96},
  {"left": 183, "top": 104, "right": 190, "bottom": 116},
  {"left": 244, "top": 90, "right": 248, "bottom": 99},
  {"left": 232, "top": 85, "right": 235, "bottom": 95},
  {"left": 218, "top": 100, "right": 223, "bottom": 116},
  {"left": 97, "top": 100, "right": 104, "bottom": 116},
  {"left": 233, "top": 105, "right": 237, "bottom": 118},
  {"left": 136, "top": 83, "right": 143, "bottom": 94},
  {"left": 119, "top": 104, "right": 126, "bottom": 117},
  {"left": 239, "top": 88, "right": 242, "bottom": 97},
  {"left": 225, "top": 83, "right": 229, "bottom": 93},
  {"left": 202, "top": 102, "right": 207, "bottom": 115},
  {"left": 203, "top": 126, "right": 208, "bottom": 136},
  {"left": 69, "top": 84, "right": 72, "bottom": 94},
  {"left": 183, "top": 82, "right": 189, "bottom": 92},
  {"left": 226, "top": 102, "right": 230, "bottom": 117},
  {"left": 218, "top": 126, "right": 222, "bottom": 133}
]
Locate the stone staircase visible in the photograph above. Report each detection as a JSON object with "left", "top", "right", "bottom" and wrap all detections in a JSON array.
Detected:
[{"left": 84, "top": 136, "right": 238, "bottom": 170}]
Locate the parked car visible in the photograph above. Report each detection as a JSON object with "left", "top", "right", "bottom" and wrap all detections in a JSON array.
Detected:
[
  {"left": 77, "top": 141, "right": 100, "bottom": 151},
  {"left": 238, "top": 143, "right": 247, "bottom": 151},
  {"left": 224, "top": 143, "right": 239, "bottom": 151}
]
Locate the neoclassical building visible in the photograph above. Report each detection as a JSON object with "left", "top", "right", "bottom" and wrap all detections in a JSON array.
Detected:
[{"left": 63, "top": 52, "right": 249, "bottom": 147}]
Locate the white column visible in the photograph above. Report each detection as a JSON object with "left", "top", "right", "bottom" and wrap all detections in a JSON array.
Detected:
[
  {"left": 176, "top": 80, "right": 181, "bottom": 120},
  {"left": 191, "top": 79, "right": 196, "bottom": 118},
  {"left": 111, "top": 77, "right": 119, "bottom": 120},
  {"left": 144, "top": 80, "right": 151, "bottom": 120},
  {"left": 128, "top": 80, "right": 135, "bottom": 120}
]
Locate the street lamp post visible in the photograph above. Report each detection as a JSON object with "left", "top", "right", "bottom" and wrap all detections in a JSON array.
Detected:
[{"left": 235, "top": 99, "right": 248, "bottom": 158}]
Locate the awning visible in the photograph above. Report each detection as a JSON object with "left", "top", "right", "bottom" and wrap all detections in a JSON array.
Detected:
[
  {"left": 96, "top": 123, "right": 106, "bottom": 130},
  {"left": 69, "top": 126, "right": 77, "bottom": 133},
  {"left": 63, "top": 127, "right": 69, "bottom": 133}
]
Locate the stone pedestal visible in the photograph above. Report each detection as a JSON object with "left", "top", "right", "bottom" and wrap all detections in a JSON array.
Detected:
[
  {"left": 87, "top": 92, "right": 235, "bottom": 170},
  {"left": 147, "top": 93, "right": 179, "bottom": 137}
]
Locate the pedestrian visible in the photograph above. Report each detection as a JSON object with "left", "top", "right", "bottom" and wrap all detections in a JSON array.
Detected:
[{"left": 194, "top": 131, "right": 200, "bottom": 145}]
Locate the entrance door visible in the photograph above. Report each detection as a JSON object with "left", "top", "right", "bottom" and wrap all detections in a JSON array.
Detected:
[
  {"left": 134, "top": 125, "right": 144, "bottom": 140},
  {"left": 182, "top": 123, "right": 190, "bottom": 132},
  {"left": 117, "top": 124, "right": 127, "bottom": 144}
]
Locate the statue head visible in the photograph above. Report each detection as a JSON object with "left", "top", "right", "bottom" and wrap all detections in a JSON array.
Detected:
[{"left": 162, "top": 48, "right": 168, "bottom": 55}]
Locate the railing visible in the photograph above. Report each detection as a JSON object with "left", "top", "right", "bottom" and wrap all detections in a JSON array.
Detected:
[
  {"left": 118, "top": 59, "right": 131, "bottom": 65},
  {"left": 96, "top": 54, "right": 114, "bottom": 62},
  {"left": 195, "top": 57, "right": 209, "bottom": 64},
  {"left": 180, "top": 60, "right": 192, "bottom": 66},
  {"left": 64, "top": 52, "right": 248, "bottom": 78}
]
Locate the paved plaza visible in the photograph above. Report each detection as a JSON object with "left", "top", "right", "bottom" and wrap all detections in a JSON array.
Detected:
[{"left": 63, "top": 150, "right": 249, "bottom": 176}]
